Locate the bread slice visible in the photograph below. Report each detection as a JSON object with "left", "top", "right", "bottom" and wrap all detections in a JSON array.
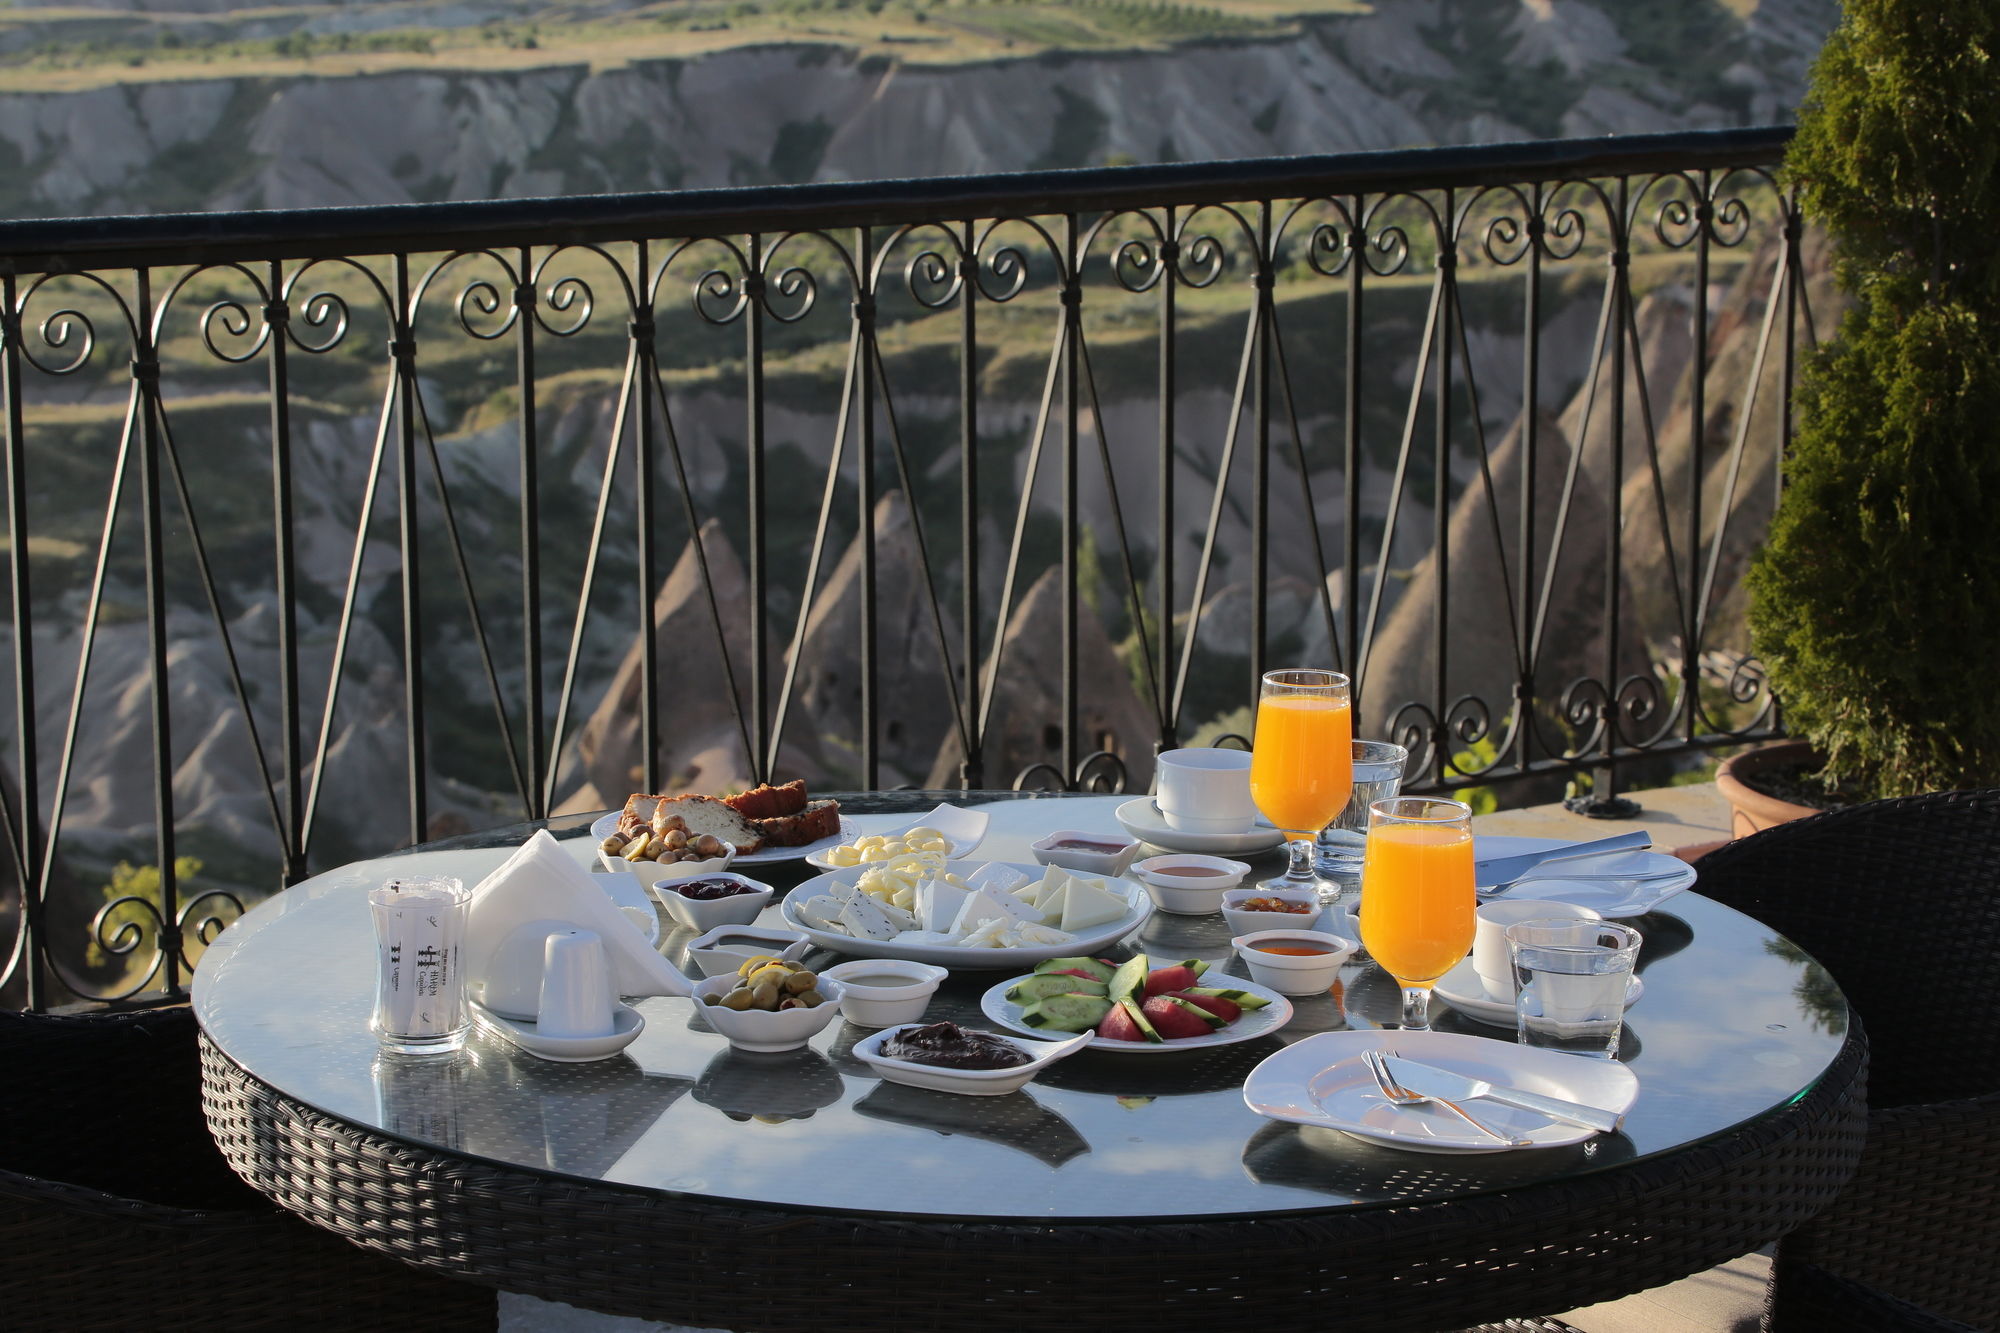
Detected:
[
  {"left": 616, "top": 793, "right": 765, "bottom": 854},
  {"left": 753, "top": 797, "right": 842, "bottom": 848},
  {"left": 724, "top": 779, "right": 808, "bottom": 820}
]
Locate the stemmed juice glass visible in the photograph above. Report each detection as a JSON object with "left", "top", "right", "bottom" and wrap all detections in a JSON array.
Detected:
[
  {"left": 1248, "top": 669, "right": 1353, "bottom": 895},
  {"left": 1357, "top": 796, "right": 1475, "bottom": 1032}
]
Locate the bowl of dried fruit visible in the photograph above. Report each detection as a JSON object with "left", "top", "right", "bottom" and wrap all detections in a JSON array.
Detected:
[
  {"left": 599, "top": 814, "right": 736, "bottom": 888},
  {"left": 1219, "top": 886, "right": 1324, "bottom": 936},
  {"left": 693, "top": 960, "right": 845, "bottom": 1053}
]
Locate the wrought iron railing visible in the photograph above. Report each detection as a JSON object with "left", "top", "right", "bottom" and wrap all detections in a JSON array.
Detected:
[{"left": 0, "top": 125, "right": 1810, "bottom": 1009}]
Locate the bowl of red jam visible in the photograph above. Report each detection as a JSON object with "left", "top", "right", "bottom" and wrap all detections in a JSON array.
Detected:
[
  {"left": 1029, "top": 829, "right": 1141, "bottom": 877},
  {"left": 649, "top": 871, "right": 776, "bottom": 932}
]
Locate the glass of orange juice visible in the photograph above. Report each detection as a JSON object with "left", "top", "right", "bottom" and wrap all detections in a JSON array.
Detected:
[
  {"left": 1358, "top": 796, "right": 1475, "bottom": 1032},
  {"left": 1248, "top": 669, "right": 1353, "bottom": 898}
]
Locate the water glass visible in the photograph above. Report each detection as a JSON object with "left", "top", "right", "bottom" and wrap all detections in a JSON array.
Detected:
[
  {"left": 1507, "top": 918, "right": 1642, "bottom": 1059},
  {"left": 1315, "top": 739, "right": 1409, "bottom": 898},
  {"left": 369, "top": 875, "right": 471, "bottom": 1055}
]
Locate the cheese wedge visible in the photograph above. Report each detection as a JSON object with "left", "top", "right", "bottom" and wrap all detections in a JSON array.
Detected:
[
  {"left": 966, "top": 862, "right": 1029, "bottom": 896},
  {"left": 1029, "top": 867, "right": 1070, "bottom": 908},
  {"left": 1059, "top": 877, "right": 1129, "bottom": 932},
  {"left": 874, "top": 896, "right": 918, "bottom": 932},
  {"left": 920, "top": 876, "right": 974, "bottom": 933},
  {"left": 794, "top": 895, "right": 846, "bottom": 933},
  {"left": 1035, "top": 883, "right": 1069, "bottom": 926},
  {"left": 838, "top": 895, "right": 901, "bottom": 940}
]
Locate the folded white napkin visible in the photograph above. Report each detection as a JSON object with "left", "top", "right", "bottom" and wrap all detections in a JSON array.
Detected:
[{"left": 464, "top": 829, "right": 692, "bottom": 1018}]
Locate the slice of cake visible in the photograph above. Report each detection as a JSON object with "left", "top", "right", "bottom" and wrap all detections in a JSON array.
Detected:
[{"left": 752, "top": 797, "right": 842, "bottom": 848}]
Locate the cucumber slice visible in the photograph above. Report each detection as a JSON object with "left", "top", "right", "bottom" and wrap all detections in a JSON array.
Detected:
[
  {"left": 1031, "top": 956, "right": 1117, "bottom": 983},
  {"left": 1177, "top": 958, "right": 1213, "bottom": 979},
  {"left": 1108, "top": 954, "right": 1149, "bottom": 1006},
  {"left": 1019, "top": 993, "right": 1114, "bottom": 1031},
  {"left": 1164, "top": 995, "right": 1225, "bottom": 1029},
  {"left": 1120, "top": 997, "right": 1165, "bottom": 1042},
  {"left": 1007, "top": 974, "right": 1109, "bottom": 1004},
  {"left": 1184, "top": 985, "right": 1272, "bottom": 1009}
]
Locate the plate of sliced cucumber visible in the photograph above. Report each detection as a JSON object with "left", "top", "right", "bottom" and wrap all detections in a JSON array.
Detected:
[{"left": 978, "top": 954, "right": 1294, "bottom": 1053}]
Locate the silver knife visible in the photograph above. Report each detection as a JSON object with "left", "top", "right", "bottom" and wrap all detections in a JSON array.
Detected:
[
  {"left": 1380, "top": 1054, "right": 1624, "bottom": 1133},
  {"left": 1474, "top": 831, "right": 1652, "bottom": 890}
]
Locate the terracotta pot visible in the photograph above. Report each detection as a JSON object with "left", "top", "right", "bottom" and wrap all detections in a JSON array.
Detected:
[{"left": 1715, "top": 740, "right": 1824, "bottom": 838}]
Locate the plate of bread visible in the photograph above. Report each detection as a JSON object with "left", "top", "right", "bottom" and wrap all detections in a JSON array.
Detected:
[{"left": 591, "top": 780, "right": 846, "bottom": 866}]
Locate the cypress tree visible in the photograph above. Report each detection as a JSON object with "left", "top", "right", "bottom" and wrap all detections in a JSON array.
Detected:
[{"left": 1748, "top": 0, "right": 2000, "bottom": 797}]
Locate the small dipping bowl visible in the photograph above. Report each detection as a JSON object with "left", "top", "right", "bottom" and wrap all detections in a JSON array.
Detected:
[
  {"left": 1220, "top": 885, "right": 1324, "bottom": 936},
  {"left": 821, "top": 960, "right": 949, "bottom": 1028},
  {"left": 851, "top": 1024, "right": 1092, "bottom": 1096},
  {"left": 1132, "top": 854, "right": 1252, "bottom": 915},
  {"left": 1230, "top": 928, "right": 1358, "bottom": 996},
  {"left": 605, "top": 841, "right": 738, "bottom": 890},
  {"left": 693, "top": 973, "right": 847, "bottom": 1053},
  {"left": 684, "top": 923, "right": 812, "bottom": 980},
  {"left": 1029, "top": 829, "right": 1141, "bottom": 878},
  {"left": 650, "top": 870, "right": 774, "bottom": 932}
]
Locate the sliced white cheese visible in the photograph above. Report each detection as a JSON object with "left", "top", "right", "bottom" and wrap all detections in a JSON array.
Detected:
[
  {"left": 1010, "top": 922, "right": 1077, "bottom": 946},
  {"left": 948, "top": 888, "right": 1013, "bottom": 938},
  {"left": 838, "top": 895, "right": 901, "bottom": 941},
  {"left": 794, "top": 895, "right": 847, "bottom": 933},
  {"left": 1030, "top": 867, "right": 1071, "bottom": 909},
  {"left": 966, "top": 862, "right": 1029, "bottom": 896},
  {"left": 958, "top": 916, "right": 1012, "bottom": 948},
  {"left": 1060, "top": 877, "right": 1129, "bottom": 932},
  {"left": 890, "top": 886, "right": 917, "bottom": 911},
  {"left": 1036, "top": 883, "right": 1069, "bottom": 926},
  {"left": 920, "top": 876, "right": 975, "bottom": 933}
]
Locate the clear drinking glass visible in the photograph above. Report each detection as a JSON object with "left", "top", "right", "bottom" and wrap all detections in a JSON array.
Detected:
[
  {"left": 1507, "top": 918, "right": 1643, "bottom": 1058},
  {"left": 1357, "top": 797, "right": 1475, "bottom": 1033},
  {"left": 1315, "top": 739, "right": 1410, "bottom": 902},
  {"left": 368, "top": 875, "right": 471, "bottom": 1055},
  {"left": 1247, "top": 669, "right": 1353, "bottom": 897}
]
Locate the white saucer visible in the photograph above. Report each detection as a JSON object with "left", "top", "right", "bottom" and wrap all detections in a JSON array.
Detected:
[
  {"left": 471, "top": 1000, "right": 645, "bottom": 1062},
  {"left": 1115, "top": 798, "right": 1286, "bottom": 855},
  {"left": 1431, "top": 956, "right": 1644, "bottom": 1028},
  {"left": 1243, "top": 1029, "right": 1639, "bottom": 1153},
  {"left": 1475, "top": 835, "right": 1695, "bottom": 918}
]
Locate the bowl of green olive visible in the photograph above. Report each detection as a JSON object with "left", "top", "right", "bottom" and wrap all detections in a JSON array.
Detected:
[{"left": 693, "top": 959, "right": 846, "bottom": 1053}]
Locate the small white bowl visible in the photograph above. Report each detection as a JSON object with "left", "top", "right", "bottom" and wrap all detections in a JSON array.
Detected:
[
  {"left": 1220, "top": 886, "right": 1325, "bottom": 936},
  {"left": 693, "top": 973, "right": 846, "bottom": 1053},
  {"left": 1029, "top": 829, "right": 1142, "bottom": 878},
  {"left": 821, "top": 960, "right": 949, "bottom": 1028},
  {"left": 603, "top": 840, "right": 738, "bottom": 888},
  {"left": 850, "top": 1023, "right": 1092, "bottom": 1096},
  {"left": 1230, "top": 928, "right": 1358, "bottom": 996},
  {"left": 1132, "top": 853, "right": 1252, "bottom": 914},
  {"left": 648, "top": 870, "right": 773, "bottom": 932},
  {"left": 685, "top": 923, "right": 812, "bottom": 980}
]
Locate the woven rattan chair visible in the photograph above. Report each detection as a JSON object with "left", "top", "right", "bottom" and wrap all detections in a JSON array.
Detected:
[
  {"left": 1690, "top": 786, "right": 2000, "bottom": 1331},
  {"left": 0, "top": 1004, "right": 496, "bottom": 1332}
]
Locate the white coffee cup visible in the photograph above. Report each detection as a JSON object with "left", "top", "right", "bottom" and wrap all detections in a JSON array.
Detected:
[
  {"left": 1155, "top": 747, "right": 1257, "bottom": 833},
  {"left": 1472, "top": 899, "right": 1602, "bottom": 1001},
  {"left": 536, "top": 929, "right": 615, "bottom": 1039}
]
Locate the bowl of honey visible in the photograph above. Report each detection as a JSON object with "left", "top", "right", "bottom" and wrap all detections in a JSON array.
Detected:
[{"left": 1229, "top": 928, "right": 1357, "bottom": 996}]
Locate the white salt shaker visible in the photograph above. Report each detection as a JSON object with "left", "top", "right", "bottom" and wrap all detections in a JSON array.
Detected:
[{"left": 536, "top": 929, "right": 614, "bottom": 1039}]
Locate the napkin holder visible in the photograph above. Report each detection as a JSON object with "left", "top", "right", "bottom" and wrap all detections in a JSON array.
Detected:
[{"left": 465, "top": 830, "right": 696, "bottom": 1020}]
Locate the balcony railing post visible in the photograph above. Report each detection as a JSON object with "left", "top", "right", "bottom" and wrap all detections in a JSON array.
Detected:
[
  {"left": 1516, "top": 189, "right": 1543, "bottom": 775},
  {"left": 1, "top": 272, "right": 44, "bottom": 1007},
  {"left": 1157, "top": 209, "right": 1179, "bottom": 752},
  {"left": 1061, "top": 214, "right": 1081, "bottom": 787},
  {"left": 1432, "top": 188, "right": 1455, "bottom": 790},
  {"left": 265, "top": 265, "right": 306, "bottom": 883},
  {"left": 1251, "top": 201, "right": 1272, "bottom": 698},
  {"left": 390, "top": 255, "right": 427, "bottom": 844},
  {"left": 856, "top": 226, "right": 879, "bottom": 790},
  {"left": 746, "top": 231, "right": 770, "bottom": 787},
  {"left": 134, "top": 267, "right": 182, "bottom": 985},
  {"left": 959, "top": 223, "right": 983, "bottom": 790},
  {"left": 632, "top": 239, "right": 659, "bottom": 795},
  {"left": 515, "top": 248, "right": 545, "bottom": 820},
  {"left": 1344, "top": 196, "right": 1364, "bottom": 714}
]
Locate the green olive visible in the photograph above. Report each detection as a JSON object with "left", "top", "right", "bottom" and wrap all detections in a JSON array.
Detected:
[
  {"left": 749, "top": 981, "right": 782, "bottom": 1010},
  {"left": 793, "top": 989, "right": 825, "bottom": 1008},
  {"left": 781, "top": 970, "right": 818, "bottom": 994},
  {"left": 720, "top": 988, "right": 758, "bottom": 1011},
  {"left": 702, "top": 992, "right": 722, "bottom": 1007}
]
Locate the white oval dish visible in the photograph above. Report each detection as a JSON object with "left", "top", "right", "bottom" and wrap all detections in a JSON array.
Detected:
[
  {"left": 1029, "top": 829, "right": 1142, "bottom": 878},
  {"left": 978, "top": 970, "right": 1294, "bottom": 1053},
  {"left": 779, "top": 860, "right": 1151, "bottom": 969},
  {"left": 693, "top": 974, "right": 846, "bottom": 1053},
  {"left": 648, "top": 870, "right": 775, "bottom": 933},
  {"left": 684, "top": 923, "right": 813, "bottom": 979},
  {"left": 850, "top": 1023, "right": 1092, "bottom": 1095},
  {"left": 1219, "top": 886, "right": 1325, "bottom": 936},
  {"left": 590, "top": 810, "right": 845, "bottom": 866},
  {"left": 821, "top": 960, "right": 949, "bottom": 1028},
  {"left": 1230, "top": 928, "right": 1358, "bottom": 996},
  {"left": 803, "top": 803, "right": 992, "bottom": 871},
  {"left": 1242, "top": 1029, "right": 1640, "bottom": 1153},
  {"left": 1132, "top": 854, "right": 1252, "bottom": 914}
]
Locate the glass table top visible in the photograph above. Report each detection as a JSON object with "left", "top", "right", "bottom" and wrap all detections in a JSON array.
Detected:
[{"left": 192, "top": 792, "right": 1849, "bottom": 1223}]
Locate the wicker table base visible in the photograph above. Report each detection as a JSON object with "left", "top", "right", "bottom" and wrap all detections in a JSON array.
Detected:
[{"left": 202, "top": 1029, "right": 1865, "bottom": 1333}]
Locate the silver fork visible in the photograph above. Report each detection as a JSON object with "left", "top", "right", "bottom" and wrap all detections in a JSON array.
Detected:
[{"left": 1361, "top": 1048, "right": 1531, "bottom": 1147}]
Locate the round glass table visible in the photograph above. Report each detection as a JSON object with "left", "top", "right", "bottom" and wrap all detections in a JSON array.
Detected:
[{"left": 194, "top": 792, "right": 1865, "bottom": 1332}]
